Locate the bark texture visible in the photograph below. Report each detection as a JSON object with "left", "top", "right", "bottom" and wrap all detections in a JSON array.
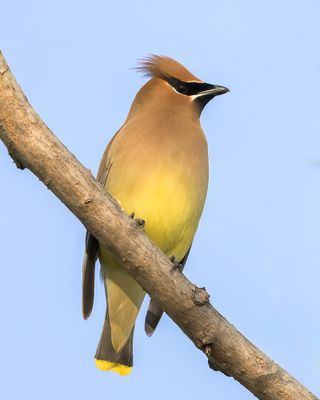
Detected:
[{"left": 0, "top": 51, "right": 318, "bottom": 400}]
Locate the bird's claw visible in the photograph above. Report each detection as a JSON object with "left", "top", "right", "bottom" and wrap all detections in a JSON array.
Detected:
[
  {"left": 134, "top": 218, "right": 145, "bottom": 228},
  {"left": 170, "top": 256, "right": 183, "bottom": 272},
  {"left": 130, "top": 212, "right": 145, "bottom": 228}
]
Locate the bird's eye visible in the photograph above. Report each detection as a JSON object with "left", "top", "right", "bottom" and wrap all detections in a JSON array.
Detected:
[{"left": 177, "top": 84, "right": 188, "bottom": 94}]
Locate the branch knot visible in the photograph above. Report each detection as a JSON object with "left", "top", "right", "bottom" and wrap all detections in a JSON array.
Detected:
[{"left": 192, "top": 286, "right": 210, "bottom": 306}]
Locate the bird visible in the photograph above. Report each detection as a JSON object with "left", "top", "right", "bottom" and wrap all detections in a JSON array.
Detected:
[{"left": 82, "top": 55, "right": 229, "bottom": 376}]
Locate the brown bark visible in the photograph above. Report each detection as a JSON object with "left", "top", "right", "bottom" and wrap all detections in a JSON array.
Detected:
[{"left": 0, "top": 51, "right": 317, "bottom": 400}]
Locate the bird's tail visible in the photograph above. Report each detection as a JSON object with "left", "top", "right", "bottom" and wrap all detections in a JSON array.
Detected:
[
  {"left": 95, "top": 311, "right": 134, "bottom": 376},
  {"left": 95, "top": 248, "right": 145, "bottom": 376}
]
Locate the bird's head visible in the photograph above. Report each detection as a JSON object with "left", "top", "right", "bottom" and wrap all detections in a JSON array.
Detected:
[{"left": 130, "top": 55, "right": 229, "bottom": 117}]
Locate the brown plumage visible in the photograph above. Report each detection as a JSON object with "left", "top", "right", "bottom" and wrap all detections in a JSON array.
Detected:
[
  {"left": 82, "top": 55, "right": 229, "bottom": 375},
  {"left": 136, "top": 54, "right": 202, "bottom": 82}
]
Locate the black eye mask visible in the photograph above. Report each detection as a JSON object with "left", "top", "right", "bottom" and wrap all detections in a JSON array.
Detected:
[{"left": 167, "top": 78, "right": 215, "bottom": 96}]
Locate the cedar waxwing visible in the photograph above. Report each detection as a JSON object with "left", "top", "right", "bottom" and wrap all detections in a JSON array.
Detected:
[{"left": 82, "top": 55, "right": 229, "bottom": 376}]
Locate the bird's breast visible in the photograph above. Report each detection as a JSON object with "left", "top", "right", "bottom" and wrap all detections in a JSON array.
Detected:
[{"left": 104, "top": 117, "right": 208, "bottom": 261}]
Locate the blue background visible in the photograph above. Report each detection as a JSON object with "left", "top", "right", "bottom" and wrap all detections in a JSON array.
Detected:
[{"left": 0, "top": 1, "right": 319, "bottom": 399}]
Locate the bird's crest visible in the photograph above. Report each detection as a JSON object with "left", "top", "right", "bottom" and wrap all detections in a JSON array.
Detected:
[{"left": 136, "top": 55, "right": 201, "bottom": 83}]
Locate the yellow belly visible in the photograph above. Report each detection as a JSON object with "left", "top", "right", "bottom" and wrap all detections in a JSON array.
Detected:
[{"left": 106, "top": 167, "right": 206, "bottom": 261}]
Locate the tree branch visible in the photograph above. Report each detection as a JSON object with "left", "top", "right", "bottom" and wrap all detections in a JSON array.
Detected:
[{"left": 0, "top": 51, "right": 317, "bottom": 400}]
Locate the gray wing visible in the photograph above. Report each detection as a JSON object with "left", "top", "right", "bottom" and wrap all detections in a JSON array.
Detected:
[
  {"left": 144, "top": 247, "right": 191, "bottom": 336},
  {"left": 82, "top": 232, "right": 99, "bottom": 319},
  {"left": 81, "top": 130, "right": 119, "bottom": 319}
]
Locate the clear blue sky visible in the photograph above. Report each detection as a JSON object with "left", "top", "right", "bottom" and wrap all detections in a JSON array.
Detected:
[{"left": 0, "top": 1, "right": 319, "bottom": 399}]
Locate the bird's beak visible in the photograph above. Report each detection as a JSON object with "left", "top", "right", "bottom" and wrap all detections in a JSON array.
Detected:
[{"left": 198, "top": 84, "right": 229, "bottom": 98}]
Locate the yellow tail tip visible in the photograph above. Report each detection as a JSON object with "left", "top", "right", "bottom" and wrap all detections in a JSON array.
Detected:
[{"left": 94, "top": 359, "right": 132, "bottom": 376}]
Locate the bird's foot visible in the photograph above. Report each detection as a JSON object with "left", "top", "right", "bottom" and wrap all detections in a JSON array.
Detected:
[
  {"left": 130, "top": 212, "right": 145, "bottom": 228},
  {"left": 170, "top": 256, "right": 183, "bottom": 272}
]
